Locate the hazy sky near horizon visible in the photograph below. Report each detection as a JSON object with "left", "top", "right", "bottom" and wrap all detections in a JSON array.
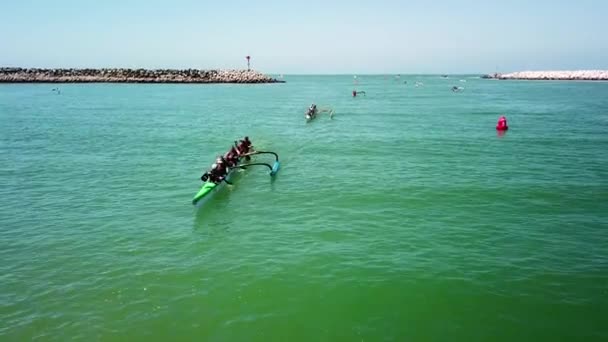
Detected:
[{"left": 1, "top": 0, "right": 607, "bottom": 73}]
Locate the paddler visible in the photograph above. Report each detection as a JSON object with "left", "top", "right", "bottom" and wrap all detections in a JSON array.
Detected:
[
  {"left": 309, "top": 104, "right": 317, "bottom": 113},
  {"left": 201, "top": 163, "right": 221, "bottom": 183},
  {"left": 305, "top": 104, "right": 317, "bottom": 119},
  {"left": 243, "top": 136, "right": 252, "bottom": 151},
  {"left": 224, "top": 147, "right": 240, "bottom": 167},
  {"left": 237, "top": 136, "right": 253, "bottom": 155},
  {"left": 209, "top": 156, "right": 228, "bottom": 183}
]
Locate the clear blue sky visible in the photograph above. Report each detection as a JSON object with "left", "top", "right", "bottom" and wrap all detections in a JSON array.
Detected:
[{"left": 1, "top": 0, "right": 607, "bottom": 73}]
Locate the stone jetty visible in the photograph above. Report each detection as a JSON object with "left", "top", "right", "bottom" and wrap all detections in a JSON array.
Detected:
[
  {"left": 483, "top": 70, "right": 608, "bottom": 81},
  {"left": 0, "top": 68, "right": 284, "bottom": 84}
]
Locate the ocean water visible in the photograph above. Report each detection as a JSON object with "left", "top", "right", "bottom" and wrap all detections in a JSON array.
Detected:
[{"left": 1, "top": 76, "right": 607, "bottom": 341}]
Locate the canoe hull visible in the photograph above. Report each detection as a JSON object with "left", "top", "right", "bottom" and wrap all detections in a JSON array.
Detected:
[{"left": 192, "top": 166, "right": 237, "bottom": 205}]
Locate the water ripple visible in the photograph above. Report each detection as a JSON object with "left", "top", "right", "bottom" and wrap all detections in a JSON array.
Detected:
[{"left": 1, "top": 78, "right": 607, "bottom": 340}]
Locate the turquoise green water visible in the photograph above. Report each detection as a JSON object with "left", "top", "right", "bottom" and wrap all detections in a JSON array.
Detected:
[{"left": 1, "top": 76, "right": 608, "bottom": 340}]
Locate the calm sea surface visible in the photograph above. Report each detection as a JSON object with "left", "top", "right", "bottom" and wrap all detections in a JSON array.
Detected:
[{"left": 1, "top": 76, "right": 607, "bottom": 340}]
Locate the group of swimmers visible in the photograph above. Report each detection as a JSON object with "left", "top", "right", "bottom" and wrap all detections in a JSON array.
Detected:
[{"left": 201, "top": 136, "right": 253, "bottom": 183}]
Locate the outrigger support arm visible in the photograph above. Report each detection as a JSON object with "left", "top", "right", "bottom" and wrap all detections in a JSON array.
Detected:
[
  {"left": 237, "top": 151, "right": 281, "bottom": 175},
  {"left": 243, "top": 151, "right": 279, "bottom": 162},
  {"left": 237, "top": 162, "right": 276, "bottom": 174}
]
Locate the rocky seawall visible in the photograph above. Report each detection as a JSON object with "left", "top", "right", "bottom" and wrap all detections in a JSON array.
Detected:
[
  {"left": 0, "top": 68, "right": 284, "bottom": 83},
  {"left": 483, "top": 70, "right": 608, "bottom": 81}
]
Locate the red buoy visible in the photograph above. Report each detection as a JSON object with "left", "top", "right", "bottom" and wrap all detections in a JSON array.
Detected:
[{"left": 496, "top": 115, "right": 508, "bottom": 131}]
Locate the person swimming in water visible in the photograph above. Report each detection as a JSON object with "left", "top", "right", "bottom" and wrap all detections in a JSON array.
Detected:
[{"left": 352, "top": 90, "right": 366, "bottom": 97}]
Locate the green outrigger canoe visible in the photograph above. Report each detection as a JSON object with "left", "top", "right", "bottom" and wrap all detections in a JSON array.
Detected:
[{"left": 192, "top": 151, "right": 280, "bottom": 206}]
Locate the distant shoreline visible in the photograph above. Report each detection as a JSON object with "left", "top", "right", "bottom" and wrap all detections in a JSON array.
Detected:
[
  {"left": 482, "top": 70, "right": 608, "bottom": 81},
  {"left": 0, "top": 68, "right": 285, "bottom": 84}
]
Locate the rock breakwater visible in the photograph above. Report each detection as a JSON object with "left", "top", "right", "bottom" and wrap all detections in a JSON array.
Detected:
[
  {"left": 0, "top": 68, "right": 284, "bottom": 83},
  {"left": 483, "top": 70, "right": 608, "bottom": 81}
]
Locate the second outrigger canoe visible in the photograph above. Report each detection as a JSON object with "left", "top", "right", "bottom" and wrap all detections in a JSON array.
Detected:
[
  {"left": 305, "top": 107, "right": 334, "bottom": 122},
  {"left": 192, "top": 151, "right": 280, "bottom": 206}
]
